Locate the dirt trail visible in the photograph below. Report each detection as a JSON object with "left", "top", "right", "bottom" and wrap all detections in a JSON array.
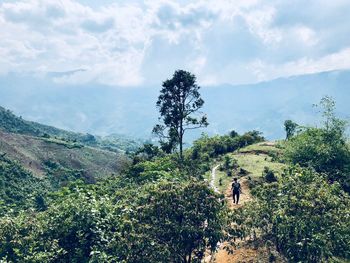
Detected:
[
  {"left": 206, "top": 166, "right": 255, "bottom": 263},
  {"left": 210, "top": 165, "right": 221, "bottom": 193},
  {"left": 225, "top": 176, "right": 252, "bottom": 210}
]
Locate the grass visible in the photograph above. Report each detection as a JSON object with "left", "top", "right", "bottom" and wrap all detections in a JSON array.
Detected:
[
  {"left": 232, "top": 154, "right": 286, "bottom": 179},
  {"left": 214, "top": 169, "right": 232, "bottom": 193},
  {"left": 210, "top": 142, "right": 287, "bottom": 193},
  {"left": 238, "top": 141, "right": 283, "bottom": 156}
]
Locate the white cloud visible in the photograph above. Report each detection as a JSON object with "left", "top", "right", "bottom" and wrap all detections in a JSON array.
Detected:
[
  {"left": 249, "top": 47, "right": 350, "bottom": 81},
  {"left": 294, "top": 26, "right": 318, "bottom": 46},
  {"left": 0, "top": 0, "right": 349, "bottom": 86}
]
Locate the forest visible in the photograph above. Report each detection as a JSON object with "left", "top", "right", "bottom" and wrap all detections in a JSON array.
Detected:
[{"left": 0, "top": 71, "right": 349, "bottom": 263}]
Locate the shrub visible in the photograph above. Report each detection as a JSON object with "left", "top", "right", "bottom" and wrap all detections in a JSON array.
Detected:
[
  {"left": 231, "top": 166, "right": 350, "bottom": 262},
  {"left": 263, "top": 166, "right": 277, "bottom": 183}
]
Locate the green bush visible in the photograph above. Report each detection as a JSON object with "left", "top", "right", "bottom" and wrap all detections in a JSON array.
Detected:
[
  {"left": 0, "top": 180, "right": 227, "bottom": 262},
  {"left": 284, "top": 97, "right": 350, "bottom": 193},
  {"left": 263, "top": 166, "right": 277, "bottom": 183},
  {"left": 0, "top": 157, "right": 50, "bottom": 215},
  {"left": 285, "top": 127, "right": 350, "bottom": 192},
  {"left": 231, "top": 166, "right": 350, "bottom": 262}
]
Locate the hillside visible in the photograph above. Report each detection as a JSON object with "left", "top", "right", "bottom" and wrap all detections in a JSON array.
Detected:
[
  {"left": 1, "top": 119, "right": 349, "bottom": 262},
  {"left": 0, "top": 106, "right": 131, "bottom": 196},
  {"left": 0, "top": 106, "right": 142, "bottom": 153},
  {"left": 0, "top": 112, "right": 129, "bottom": 214},
  {"left": 0, "top": 105, "right": 89, "bottom": 141},
  {"left": 0, "top": 155, "right": 50, "bottom": 214},
  {"left": 0, "top": 131, "right": 125, "bottom": 180},
  {"left": 209, "top": 142, "right": 286, "bottom": 194}
]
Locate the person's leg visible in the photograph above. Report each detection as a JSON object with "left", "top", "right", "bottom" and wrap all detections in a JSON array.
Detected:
[
  {"left": 236, "top": 193, "right": 240, "bottom": 204},
  {"left": 232, "top": 191, "right": 235, "bottom": 203}
]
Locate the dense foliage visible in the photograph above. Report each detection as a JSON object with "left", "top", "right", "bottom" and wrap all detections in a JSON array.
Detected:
[
  {"left": 0, "top": 156, "right": 49, "bottom": 215},
  {"left": 0, "top": 178, "right": 226, "bottom": 262},
  {"left": 231, "top": 167, "right": 350, "bottom": 262},
  {"left": 190, "top": 130, "right": 264, "bottom": 161},
  {"left": 284, "top": 97, "right": 350, "bottom": 192}
]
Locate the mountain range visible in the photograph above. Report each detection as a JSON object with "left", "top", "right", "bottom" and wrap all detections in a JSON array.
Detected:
[{"left": 0, "top": 69, "right": 349, "bottom": 142}]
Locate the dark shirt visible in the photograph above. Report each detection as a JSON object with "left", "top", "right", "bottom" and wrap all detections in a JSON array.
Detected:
[{"left": 232, "top": 182, "right": 241, "bottom": 193}]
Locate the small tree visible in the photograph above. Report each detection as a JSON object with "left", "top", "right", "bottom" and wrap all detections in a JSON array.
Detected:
[
  {"left": 153, "top": 70, "right": 208, "bottom": 160},
  {"left": 136, "top": 181, "right": 227, "bottom": 262},
  {"left": 229, "top": 130, "right": 239, "bottom": 138},
  {"left": 284, "top": 120, "right": 298, "bottom": 140},
  {"left": 223, "top": 155, "right": 232, "bottom": 171}
]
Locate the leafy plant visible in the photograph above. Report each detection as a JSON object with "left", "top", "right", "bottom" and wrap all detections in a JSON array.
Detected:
[{"left": 231, "top": 166, "right": 350, "bottom": 262}]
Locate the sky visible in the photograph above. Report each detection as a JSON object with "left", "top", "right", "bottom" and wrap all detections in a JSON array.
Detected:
[{"left": 1, "top": 0, "right": 350, "bottom": 87}]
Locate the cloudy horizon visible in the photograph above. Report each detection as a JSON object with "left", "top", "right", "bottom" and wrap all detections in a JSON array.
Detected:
[{"left": 1, "top": 0, "right": 350, "bottom": 88}]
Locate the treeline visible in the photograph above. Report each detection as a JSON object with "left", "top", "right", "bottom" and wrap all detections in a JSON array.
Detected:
[{"left": 190, "top": 130, "right": 264, "bottom": 159}]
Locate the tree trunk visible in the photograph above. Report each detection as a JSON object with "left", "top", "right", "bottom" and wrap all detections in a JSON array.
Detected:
[
  {"left": 179, "top": 118, "right": 183, "bottom": 162},
  {"left": 179, "top": 134, "right": 183, "bottom": 161}
]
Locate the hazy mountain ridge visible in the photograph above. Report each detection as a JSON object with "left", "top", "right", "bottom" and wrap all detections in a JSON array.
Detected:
[
  {"left": 0, "top": 106, "right": 142, "bottom": 153},
  {"left": 0, "top": 70, "right": 349, "bottom": 140}
]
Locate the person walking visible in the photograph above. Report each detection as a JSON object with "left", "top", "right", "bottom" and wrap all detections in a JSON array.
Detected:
[{"left": 231, "top": 178, "right": 241, "bottom": 204}]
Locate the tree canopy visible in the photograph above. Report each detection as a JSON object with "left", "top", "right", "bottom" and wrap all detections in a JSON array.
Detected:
[{"left": 153, "top": 70, "right": 208, "bottom": 160}]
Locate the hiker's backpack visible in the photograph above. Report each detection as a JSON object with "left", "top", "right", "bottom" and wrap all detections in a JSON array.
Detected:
[{"left": 233, "top": 182, "right": 240, "bottom": 192}]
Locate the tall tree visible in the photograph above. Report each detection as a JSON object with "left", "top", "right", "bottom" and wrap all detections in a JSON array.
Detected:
[{"left": 153, "top": 70, "right": 208, "bottom": 160}]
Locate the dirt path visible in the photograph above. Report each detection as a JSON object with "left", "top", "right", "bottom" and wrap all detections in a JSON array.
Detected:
[
  {"left": 206, "top": 166, "right": 255, "bottom": 263},
  {"left": 224, "top": 176, "right": 252, "bottom": 210},
  {"left": 210, "top": 165, "right": 221, "bottom": 193},
  {"left": 213, "top": 176, "right": 253, "bottom": 262}
]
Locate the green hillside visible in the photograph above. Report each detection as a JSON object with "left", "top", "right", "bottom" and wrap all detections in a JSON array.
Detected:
[
  {"left": 0, "top": 107, "right": 130, "bottom": 215},
  {"left": 0, "top": 106, "right": 83, "bottom": 140},
  {"left": 0, "top": 106, "right": 142, "bottom": 153},
  {"left": 0, "top": 87, "right": 349, "bottom": 262},
  {"left": 0, "top": 155, "right": 50, "bottom": 214},
  {"left": 211, "top": 142, "right": 286, "bottom": 194},
  {"left": 0, "top": 128, "right": 129, "bottom": 215},
  {"left": 0, "top": 131, "right": 126, "bottom": 180}
]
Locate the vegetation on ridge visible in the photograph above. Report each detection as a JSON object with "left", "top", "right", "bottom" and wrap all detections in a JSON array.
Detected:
[{"left": 0, "top": 69, "right": 349, "bottom": 262}]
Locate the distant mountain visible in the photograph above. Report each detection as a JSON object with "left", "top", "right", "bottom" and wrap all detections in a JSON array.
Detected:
[
  {"left": 0, "top": 70, "right": 349, "bottom": 141},
  {"left": 0, "top": 106, "right": 132, "bottom": 205},
  {"left": 0, "top": 104, "right": 136, "bottom": 214},
  {"left": 0, "top": 106, "right": 142, "bottom": 153},
  {"left": 202, "top": 70, "right": 350, "bottom": 139}
]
